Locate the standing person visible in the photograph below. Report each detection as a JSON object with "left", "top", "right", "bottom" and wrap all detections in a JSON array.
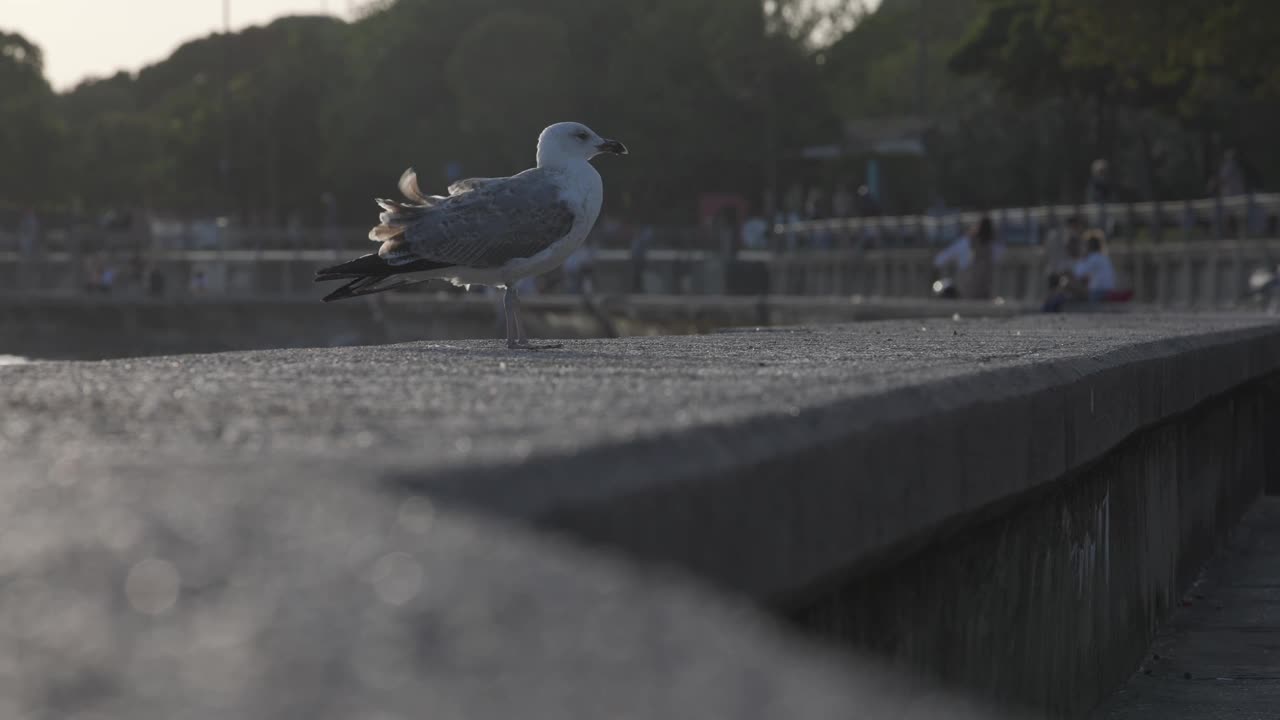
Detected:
[
  {"left": 1209, "top": 148, "right": 1246, "bottom": 198},
  {"left": 855, "top": 185, "right": 880, "bottom": 217},
  {"left": 830, "top": 182, "right": 854, "bottom": 248},
  {"left": 804, "top": 185, "right": 829, "bottom": 249},
  {"left": 778, "top": 183, "right": 804, "bottom": 252},
  {"left": 16, "top": 207, "right": 39, "bottom": 292},
  {"left": 629, "top": 221, "right": 654, "bottom": 293},
  {"left": 1086, "top": 159, "right": 1110, "bottom": 204},
  {"left": 960, "top": 217, "right": 998, "bottom": 300},
  {"left": 1207, "top": 148, "right": 1248, "bottom": 236},
  {"left": 18, "top": 206, "right": 39, "bottom": 257},
  {"left": 934, "top": 217, "right": 1000, "bottom": 300}
]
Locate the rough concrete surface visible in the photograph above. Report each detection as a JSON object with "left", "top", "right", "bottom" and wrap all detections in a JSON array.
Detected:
[
  {"left": 1094, "top": 498, "right": 1280, "bottom": 719},
  {"left": 0, "top": 457, "right": 1020, "bottom": 720},
  {"left": 10, "top": 313, "right": 1278, "bottom": 599},
  {"left": 0, "top": 292, "right": 1025, "bottom": 360},
  {"left": 3, "top": 313, "right": 1279, "bottom": 718}
]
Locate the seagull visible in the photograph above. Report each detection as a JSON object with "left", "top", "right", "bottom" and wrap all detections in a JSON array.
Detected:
[{"left": 314, "top": 122, "right": 627, "bottom": 349}]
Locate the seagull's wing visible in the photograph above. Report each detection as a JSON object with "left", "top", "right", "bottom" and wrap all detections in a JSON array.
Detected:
[
  {"left": 392, "top": 169, "right": 576, "bottom": 269},
  {"left": 447, "top": 177, "right": 500, "bottom": 195}
]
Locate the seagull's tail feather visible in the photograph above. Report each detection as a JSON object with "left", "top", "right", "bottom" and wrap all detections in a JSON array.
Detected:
[
  {"left": 314, "top": 252, "right": 452, "bottom": 303},
  {"left": 368, "top": 195, "right": 440, "bottom": 242},
  {"left": 398, "top": 168, "right": 429, "bottom": 203},
  {"left": 367, "top": 168, "right": 448, "bottom": 243}
]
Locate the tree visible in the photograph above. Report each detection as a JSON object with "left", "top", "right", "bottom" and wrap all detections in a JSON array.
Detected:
[
  {"left": 446, "top": 11, "right": 575, "bottom": 170},
  {"left": 3, "top": 1, "right": 846, "bottom": 223},
  {"left": 0, "top": 31, "right": 63, "bottom": 207}
]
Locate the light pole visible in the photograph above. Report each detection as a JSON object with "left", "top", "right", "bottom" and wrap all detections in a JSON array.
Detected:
[{"left": 220, "top": 0, "right": 231, "bottom": 216}]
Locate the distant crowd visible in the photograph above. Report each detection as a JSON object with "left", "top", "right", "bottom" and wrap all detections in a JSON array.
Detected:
[
  {"left": 929, "top": 213, "right": 1121, "bottom": 312},
  {"left": 0, "top": 148, "right": 1256, "bottom": 304}
]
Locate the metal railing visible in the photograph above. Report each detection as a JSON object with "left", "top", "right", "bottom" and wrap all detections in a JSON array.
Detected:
[
  {"left": 2, "top": 193, "right": 1278, "bottom": 265},
  {"left": 774, "top": 193, "right": 1280, "bottom": 247}
]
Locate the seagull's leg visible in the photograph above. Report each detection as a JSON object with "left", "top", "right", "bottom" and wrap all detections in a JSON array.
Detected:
[
  {"left": 513, "top": 288, "right": 528, "bottom": 346},
  {"left": 511, "top": 286, "right": 562, "bottom": 351},
  {"left": 503, "top": 286, "right": 518, "bottom": 349}
]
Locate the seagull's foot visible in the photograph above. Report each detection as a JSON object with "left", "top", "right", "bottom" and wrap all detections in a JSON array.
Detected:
[{"left": 509, "top": 339, "right": 563, "bottom": 351}]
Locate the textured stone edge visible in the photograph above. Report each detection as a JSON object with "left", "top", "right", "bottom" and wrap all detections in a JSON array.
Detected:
[{"left": 390, "top": 322, "right": 1280, "bottom": 600}]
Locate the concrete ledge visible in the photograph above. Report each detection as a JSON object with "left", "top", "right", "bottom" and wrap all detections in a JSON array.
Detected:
[
  {"left": 1, "top": 457, "right": 1024, "bottom": 719},
  {"left": 382, "top": 315, "right": 1280, "bottom": 600},
  {"left": 0, "top": 292, "right": 1022, "bottom": 359},
  {"left": 3, "top": 314, "right": 1280, "bottom": 716}
]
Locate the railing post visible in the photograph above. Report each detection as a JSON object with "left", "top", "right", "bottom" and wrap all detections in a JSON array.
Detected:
[
  {"left": 1152, "top": 198, "right": 1164, "bottom": 244},
  {"left": 1213, "top": 193, "right": 1224, "bottom": 242}
]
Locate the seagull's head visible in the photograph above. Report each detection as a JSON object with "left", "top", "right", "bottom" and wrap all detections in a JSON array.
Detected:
[{"left": 537, "top": 122, "right": 628, "bottom": 168}]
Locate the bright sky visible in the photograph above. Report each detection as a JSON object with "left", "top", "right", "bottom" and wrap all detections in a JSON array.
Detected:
[
  {"left": 8, "top": 0, "right": 878, "bottom": 91},
  {"left": 4, "top": 0, "right": 361, "bottom": 90}
]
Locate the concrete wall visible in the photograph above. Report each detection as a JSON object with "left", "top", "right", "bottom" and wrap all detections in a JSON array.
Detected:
[
  {"left": 2, "top": 315, "right": 1277, "bottom": 717},
  {"left": 792, "top": 379, "right": 1276, "bottom": 716},
  {"left": 377, "top": 317, "right": 1280, "bottom": 717}
]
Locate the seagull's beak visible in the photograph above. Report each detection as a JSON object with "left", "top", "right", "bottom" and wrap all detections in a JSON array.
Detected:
[{"left": 597, "top": 139, "right": 628, "bottom": 155}]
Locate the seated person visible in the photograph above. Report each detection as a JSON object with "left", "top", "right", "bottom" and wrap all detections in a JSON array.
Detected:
[
  {"left": 1042, "top": 230, "right": 1117, "bottom": 311},
  {"left": 934, "top": 217, "right": 1002, "bottom": 299},
  {"left": 1072, "top": 230, "right": 1117, "bottom": 302}
]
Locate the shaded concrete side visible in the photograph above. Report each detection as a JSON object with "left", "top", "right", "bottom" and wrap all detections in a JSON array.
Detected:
[
  {"left": 787, "top": 378, "right": 1276, "bottom": 717},
  {"left": 1093, "top": 498, "right": 1280, "bottom": 719},
  {"left": 401, "top": 322, "right": 1280, "bottom": 605}
]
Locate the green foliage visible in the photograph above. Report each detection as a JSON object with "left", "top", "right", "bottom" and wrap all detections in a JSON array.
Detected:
[
  {"left": 930, "top": 0, "right": 1280, "bottom": 202},
  {"left": 447, "top": 10, "right": 575, "bottom": 168},
  {"left": 1, "top": 1, "right": 839, "bottom": 223},
  {"left": 823, "top": 0, "right": 982, "bottom": 118},
  {"left": 10, "top": 0, "right": 1280, "bottom": 220},
  {"left": 0, "top": 31, "right": 62, "bottom": 207}
]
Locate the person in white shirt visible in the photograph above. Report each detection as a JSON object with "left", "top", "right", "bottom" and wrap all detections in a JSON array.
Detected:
[
  {"left": 934, "top": 233, "right": 974, "bottom": 273},
  {"left": 1072, "top": 230, "right": 1116, "bottom": 301},
  {"left": 1042, "top": 229, "right": 1117, "bottom": 310},
  {"left": 933, "top": 217, "right": 1004, "bottom": 299},
  {"left": 1043, "top": 215, "right": 1084, "bottom": 290}
]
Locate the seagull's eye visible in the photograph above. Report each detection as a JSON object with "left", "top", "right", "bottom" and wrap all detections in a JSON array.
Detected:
[{"left": 575, "top": 131, "right": 590, "bottom": 141}]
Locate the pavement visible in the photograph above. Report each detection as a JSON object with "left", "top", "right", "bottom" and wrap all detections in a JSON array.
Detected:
[
  {"left": 0, "top": 455, "right": 1023, "bottom": 720},
  {"left": 5, "top": 314, "right": 1280, "bottom": 596},
  {"left": 1094, "top": 499, "right": 1280, "bottom": 719},
  {"left": 3, "top": 313, "right": 1275, "bottom": 473},
  {"left": 3, "top": 313, "right": 1280, "bottom": 718}
]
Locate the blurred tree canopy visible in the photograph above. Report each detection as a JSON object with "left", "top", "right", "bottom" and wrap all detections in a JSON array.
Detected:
[
  {"left": 0, "top": 31, "right": 63, "bottom": 207},
  {"left": 945, "top": 0, "right": 1280, "bottom": 204},
  {"left": 5, "top": 0, "right": 1280, "bottom": 226},
  {"left": 0, "top": 0, "right": 835, "bottom": 226}
]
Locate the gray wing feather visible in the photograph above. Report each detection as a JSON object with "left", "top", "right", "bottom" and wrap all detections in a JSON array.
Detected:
[
  {"left": 402, "top": 169, "right": 576, "bottom": 268},
  {"left": 447, "top": 177, "right": 500, "bottom": 195}
]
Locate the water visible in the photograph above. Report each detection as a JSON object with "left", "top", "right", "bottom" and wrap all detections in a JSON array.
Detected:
[{"left": 0, "top": 355, "right": 31, "bottom": 366}]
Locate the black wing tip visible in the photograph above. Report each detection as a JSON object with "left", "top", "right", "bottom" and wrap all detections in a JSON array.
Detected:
[
  {"left": 320, "top": 278, "right": 365, "bottom": 302},
  {"left": 314, "top": 253, "right": 388, "bottom": 280}
]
